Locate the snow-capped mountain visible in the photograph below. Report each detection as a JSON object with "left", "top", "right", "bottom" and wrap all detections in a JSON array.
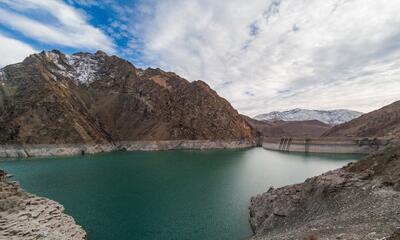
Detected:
[{"left": 254, "top": 109, "right": 363, "bottom": 125}]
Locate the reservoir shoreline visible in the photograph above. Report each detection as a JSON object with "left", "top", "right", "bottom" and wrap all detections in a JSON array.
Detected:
[
  {"left": 249, "top": 143, "right": 400, "bottom": 239},
  {"left": 0, "top": 170, "right": 86, "bottom": 239},
  {"left": 0, "top": 140, "right": 257, "bottom": 158},
  {"left": 2, "top": 137, "right": 397, "bottom": 158},
  {"left": 0, "top": 148, "right": 360, "bottom": 240}
]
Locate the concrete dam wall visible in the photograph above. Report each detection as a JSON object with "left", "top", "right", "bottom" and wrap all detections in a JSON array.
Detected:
[{"left": 262, "top": 137, "right": 395, "bottom": 154}]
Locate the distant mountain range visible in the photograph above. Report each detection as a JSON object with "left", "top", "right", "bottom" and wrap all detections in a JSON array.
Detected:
[
  {"left": 242, "top": 115, "right": 330, "bottom": 138},
  {"left": 254, "top": 109, "right": 363, "bottom": 125}
]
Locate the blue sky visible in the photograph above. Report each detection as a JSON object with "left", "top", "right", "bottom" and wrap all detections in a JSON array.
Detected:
[
  {"left": 1, "top": 0, "right": 400, "bottom": 116},
  {"left": 0, "top": 0, "right": 149, "bottom": 66}
]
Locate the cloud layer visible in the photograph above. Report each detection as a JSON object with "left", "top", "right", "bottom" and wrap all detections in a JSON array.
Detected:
[
  {"left": 1, "top": 0, "right": 400, "bottom": 116},
  {"left": 131, "top": 0, "right": 400, "bottom": 116},
  {"left": 0, "top": 33, "right": 36, "bottom": 67},
  {"left": 0, "top": 0, "right": 114, "bottom": 53}
]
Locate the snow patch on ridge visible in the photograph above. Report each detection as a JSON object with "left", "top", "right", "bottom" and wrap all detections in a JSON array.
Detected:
[
  {"left": 0, "top": 69, "right": 6, "bottom": 87},
  {"left": 45, "top": 52, "right": 67, "bottom": 71},
  {"left": 254, "top": 108, "right": 363, "bottom": 125},
  {"left": 45, "top": 52, "right": 73, "bottom": 81},
  {"left": 45, "top": 51, "right": 100, "bottom": 85},
  {"left": 65, "top": 54, "right": 100, "bottom": 84},
  {"left": 0, "top": 70, "right": 4, "bottom": 86},
  {"left": 0, "top": 69, "right": 7, "bottom": 83}
]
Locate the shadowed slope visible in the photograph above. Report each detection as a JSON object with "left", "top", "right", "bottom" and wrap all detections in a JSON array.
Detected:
[
  {"left": 323, "top": 101, "right": 400, "bottom": 138},
  {"left": 0, "top": 50, "right": 254, "bottom": 144}
]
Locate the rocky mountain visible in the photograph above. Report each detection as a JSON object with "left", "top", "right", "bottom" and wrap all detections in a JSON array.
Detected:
[
  {"left": 254, "top": 108, "right": 363, "bottom": 125},
  {"left": 323, "top": 101, "right": 400, "bottom": 138},
  {"left": 243, "top": 116, "right": 330, "bottom": 138},
  {"left": 0, "top": 50, "right": 254, "bottom": 144}
]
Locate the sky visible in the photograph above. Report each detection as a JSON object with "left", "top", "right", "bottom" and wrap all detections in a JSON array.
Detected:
[{"left": 0, "top": 0, "right": 400, "bottom": 117}]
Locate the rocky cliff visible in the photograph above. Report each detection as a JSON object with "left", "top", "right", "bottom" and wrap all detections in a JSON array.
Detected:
[
  {"left": 0, "top": 50, "right": 254, "bottom": 145},
  {"left": 0, "top": 170, "right": 86, "bottom": 239},
  {"left": 323, "top": 101, "right": 400, "bottom": 138},
  {"left": 249, "top": 143, "right": 400, "bottom": 240}
]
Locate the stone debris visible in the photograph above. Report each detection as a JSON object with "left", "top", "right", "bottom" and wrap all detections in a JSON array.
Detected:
[
  {"left": 0, "top": 170, "right": 86, "bottom": 240},
  {"left": 249, "top": 144, "right": 400, "bottom": 240}
]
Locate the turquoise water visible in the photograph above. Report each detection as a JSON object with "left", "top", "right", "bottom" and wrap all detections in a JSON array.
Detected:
[{"left": 0, "top": 148, "right": 361, "bottom": 240}]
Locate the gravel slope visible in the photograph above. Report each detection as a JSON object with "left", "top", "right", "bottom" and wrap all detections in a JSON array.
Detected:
[{"left": 249, "top": 144, "right": 400, "bottom": 240}]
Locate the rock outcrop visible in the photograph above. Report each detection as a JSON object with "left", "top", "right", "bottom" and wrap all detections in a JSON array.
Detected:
[
  {"left": 0, "top": 170, "right": 86, "bottom": 240},
  {"left": 0, "top": 50, "right": 254, "bottom": 145},
  {"left": 323, "top": 101, "right": 400, "bottom": 138},
  {"left": 249, "top": 143, "right": 400, "bottom": 240}
]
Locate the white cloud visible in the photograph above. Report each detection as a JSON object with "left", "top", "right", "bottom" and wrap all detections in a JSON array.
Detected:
[
  {"left": 0, "top": 33, "right": 36, "bottom": 67},
  {"left": 66, "top": 0, "right": 101, "bottom": 7},
  {"left": 130, "top": 0, "right": 400, "bottom": 116},
  {"left": 0, "top": 0, "right": 114, "bottom": 53}
]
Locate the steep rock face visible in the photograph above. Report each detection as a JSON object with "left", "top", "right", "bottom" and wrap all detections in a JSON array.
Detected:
[
  {"left": 323, "top": 101, "right": 400, "bottom": 138},
  {"left": 0, "top": 50, "right": 254, "bottom": 144},
  {"left": 254, "top": 109, "right": 362, "bottom": 125},
  {"left": 0, "top": 52, "right": 112, "bottom": 144}
]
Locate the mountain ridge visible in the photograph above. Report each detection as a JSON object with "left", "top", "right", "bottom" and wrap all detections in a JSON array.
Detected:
[
  {"left": 0, "top": 50, "right": 255, "bottom": 144},
  {"left": 242, "top": 115, "right": 330, "bottom": 138},
  {"left": 323, "top": 100, "right": 400, "bottom": 138},
  {"left": 254, "top": 108, "right": 363, "bottom": 125}
]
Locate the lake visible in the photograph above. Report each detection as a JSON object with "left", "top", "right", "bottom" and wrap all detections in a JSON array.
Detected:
[{"left": 0, "top": 148, "right": 362, "bottom": 240}]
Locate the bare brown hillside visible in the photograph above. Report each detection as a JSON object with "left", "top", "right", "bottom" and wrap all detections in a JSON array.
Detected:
[
  {"left": 0, "top": 50, "right": 254, "bottom": 144},
  {"left": 242, "top": 115, "right": 330, "bottom": 138},
  {"left": 323, "top": 101, "right": 400, "bottom": 138}
]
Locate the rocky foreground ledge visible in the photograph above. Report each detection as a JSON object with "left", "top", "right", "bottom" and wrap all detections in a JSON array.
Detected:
[
  {"left": 249, "top": 143, "right": 400, "bottom": 240},
  {"left": 0, "top": 140, "right": 257, "bottom": 158},
  {"left": 0, "top": 170, "right": 86, "bottom": 239}
]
